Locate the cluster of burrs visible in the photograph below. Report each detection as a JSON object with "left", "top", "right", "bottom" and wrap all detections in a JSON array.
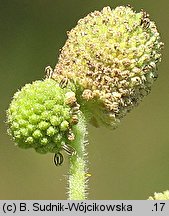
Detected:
[{"left": 6, "top": 6, "right": 163, "bottom": 165}]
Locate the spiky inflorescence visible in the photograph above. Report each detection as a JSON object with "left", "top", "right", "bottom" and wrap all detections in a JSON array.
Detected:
[
  {"left": 7, "top": 79, "right": 79, "bottom": 154},
  {"left": 148, "top": 190, "right": 169, "bottom": 200},
  {"left": 54, "top": 6, "right": 163, "bottom": 128}
]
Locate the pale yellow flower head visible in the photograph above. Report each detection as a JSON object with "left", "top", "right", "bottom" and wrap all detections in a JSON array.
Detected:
[
  {"left": 54, "top": 6, "right": 163, "bottom": 128},
  {"left": 148, "top": 190, "right": 169, "bottom": 200}
]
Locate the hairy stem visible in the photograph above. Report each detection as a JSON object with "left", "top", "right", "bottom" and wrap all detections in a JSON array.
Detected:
[{"left": 68, "top": 112, "right": 88, "bottom": 200}]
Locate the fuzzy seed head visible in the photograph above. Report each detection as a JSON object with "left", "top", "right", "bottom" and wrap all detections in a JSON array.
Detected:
[
  {"left": 55, "top": 6, "right": 163, "bottom": 128},
  {"left": 7, "top": 79, "right": 79, "bottom": 154}
]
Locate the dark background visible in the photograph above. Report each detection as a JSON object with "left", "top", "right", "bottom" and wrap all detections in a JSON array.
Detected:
[{"left": 0, "top": 0, "right": 169, "bottom": 199}]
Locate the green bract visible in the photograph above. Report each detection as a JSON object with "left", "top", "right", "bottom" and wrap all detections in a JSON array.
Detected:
[
  {"left": 54, "top": 6, "right": 163, "bottom": 128},
  {"left": 7, "top": 79, "right": 78, "bottom": 154}
]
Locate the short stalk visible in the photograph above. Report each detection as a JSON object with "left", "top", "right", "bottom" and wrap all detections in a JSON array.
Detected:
[{"left": 68, "top": 113, "right": 88, "bottom": 200}]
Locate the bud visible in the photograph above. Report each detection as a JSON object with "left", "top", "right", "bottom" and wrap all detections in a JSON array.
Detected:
[
  {"left": 54, "top": 6, "right": 163, "bottom": 128},
  {"left": 6, "top": 79, "right": 79, "bottom": 154}
]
